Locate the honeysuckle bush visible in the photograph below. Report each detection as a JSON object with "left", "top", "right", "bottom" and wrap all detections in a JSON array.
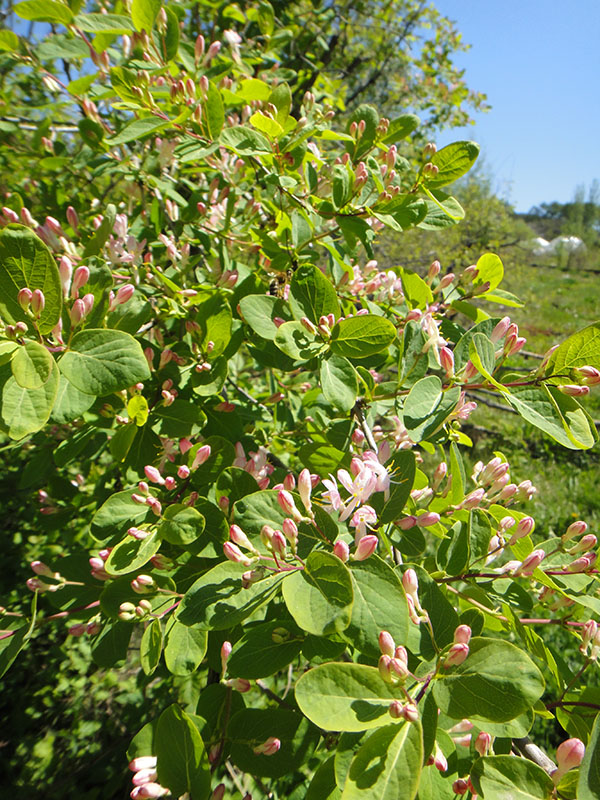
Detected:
[{"left": 2, "top": 2, "right": 600, "bottom": 799}]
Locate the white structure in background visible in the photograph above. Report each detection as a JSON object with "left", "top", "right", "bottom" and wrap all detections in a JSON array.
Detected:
[{"left": 531, "top": 235, "right": 586, "bottom": 256}]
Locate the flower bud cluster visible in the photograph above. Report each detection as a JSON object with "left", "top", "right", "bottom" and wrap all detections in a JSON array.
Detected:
[{"left": 128, "top": 756, "right": 168, "bottom": 798}]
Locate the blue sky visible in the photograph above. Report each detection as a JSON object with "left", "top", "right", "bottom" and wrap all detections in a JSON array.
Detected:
[{"left": 433, "top": 0, "right": 600, "bottom": 212}]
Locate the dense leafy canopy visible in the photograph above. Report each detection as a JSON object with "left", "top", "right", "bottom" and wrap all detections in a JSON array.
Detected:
[{"left": 0, "top": 1, "right": 599, "bottom": 799}]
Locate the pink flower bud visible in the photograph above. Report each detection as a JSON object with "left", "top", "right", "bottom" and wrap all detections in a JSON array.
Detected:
[
  {"left": 416, "top": 511, "right": 440, "bottom": 528},
  {"left": 132, "top": 768, "right": 158, "bottom": 786},
  {"left": 509, "top": 515, "right": 535, "bottom": 544},
  {"left": 271, "top": 530, "right": 287, "bottom": 558},
  {"left": 388, "top": 700, "right": 405, "bottom": 719},
  {"left": 461, "top": 488, "right": 485, "bottom": 509},
  {"left": 402, "top": 568, "right": 419, "bottom": 597},
  {"left": 515, "top": 549, "right": 546, "bottom": 577},
  {"left": 378, "top": 654, "right": 393, "bottom": 682},
  {"left": 229, "top": 524, "right": 255, "bottom": 552},
  {"left": 427, "top": 260, "right": 441, "bottom": 281},
  {"left": 491, "top": 316, "right": 512, "bottom": 343},
  {"left": 31, "top": 560, "right": 53, "bottom": 577},
  {"left": 115, "top": 283, "right": 135, "bottom": 305},
  {"left": 353, "top": 535, "right": 378, "bottom": 561},
  {"left": 191, "top": 444, "right": 211, "bottom": 470},
  {"left": 211, "top": 785, "right": 226, "bottom": 800},
  {"left": 453, "top": 625, "right": 472, "bottom": 645},
  {"left": 432, "top": 742, "right": 448, "bottom": 772},
  {"left": 70, "top": 298, "right": 86, "bottom": 325},
  {"left": 282, "top": 518, "right": 298, "bottom": 551},
  {"left": 581, "top": 620, "right": 598, "bottom": 652},
  {"left": 390, "top": 655, "right": 409, "bottom": 681},
  {"left": 568, "top": 534, "right": 597, "bottom": 554},
  {"left": 71, "top": 265, "right": 89, "bottom": 298},
  {"left": 474, "top": 731, "right": 493, "bottom": 756},
  {"left": 227, "top": 677, "right": 251, "bottom": 692},
  {"left": 436, "top": 272, "right": 455, "bottom": 291},
  {"left": 398, "top": 516, "right": 416, "bottom": 530},
  {"left": 452, "top": 779, "right": 469, "bottom": 795},
  {"left": 177, "top": 465, "right": 190, "bottom": 479},
  {"left": 253, "top": 736, "right": 281, "bottom": 756},
  {"left": 17, "top": 287, "right": 32, "bottom": 310},
  {"left": 444, "top": 643, "right": 469, "bottom": 668},
  {"left": 379, "top": 631, "right": 395, "bottom": 657},
  {"left": 144, "top": 465, "right": 164, "bottom": 485},
  {"left": 333, "top": 540, "right": 350, "bottom": 562},
  {"left": 220, "top": 640, "right": 232, "bottom": 673},
  {"left": 89, "top": 557, "right": 104, "bottom": 571},
  {"left": 563, "top": 520, "right": 588, "bottom": 542},
  {"left": 277, "top": 489, "right": 303, "bottom": 522},
  {"left": 558, "top": 384, "right": 590, "bottom": 396},
  {"left": 553, "top": 738, "right": 585, "bottom": 784},
  {"left": 566, "top": 555, "right": 595, "bottom": 573},
  {"left": 129, "top": 756, "right": 157, "bottom": 773},
  {"left": 298, "top": 468, "right": 312, "bottom": 514},
  {"left": 223, "top": 541, "right": 253, "bottom": 566},
  {"left": 69, "top": 623, "right": 86, "bottom": 636},
  {"left": 135, "top": 783, "right": 169, "bottom": 798},
  {"left": 31, "top": 289, "right": 45, "bottom": 315},
  {"left": 81, "top": 292, "right": 94, "bottom": 315}
]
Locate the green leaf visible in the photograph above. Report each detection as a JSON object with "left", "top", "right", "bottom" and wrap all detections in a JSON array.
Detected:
[
  {"left": 274, "top": 321, "right": 327, "bottom": 361},
  {"left": 282, "top": 551, "right": 354, "bottom": 636},
  {"left": 424, "top": 141, "right": 480, "bottom": 189},
  {"left": 159, "top": 506, "right": 205, "bottom": 546},
  {"left": 470, "top": 755, "right": 554, "bottom": 800},
  {"left": 91, "top": 621, "right": 132, "bottom": 667},
  {"left": 239, "top": 294, "right": 289, "bottom": 340},
  {"left": 419, "top": 190, "right": 465, "bottom": 228},
  {"left": 320, "top": 354, "right": 358, "bottom": 412},
  {"left": 229, "top": 709, "right": 319, "bottom": 778},
  {"left": 176, "top": 561, "right": 284, "bottom": 629},
  {"left": 578, "top": 711, "right": 600, "bottom": 800},
  {"left": 330, "top": 316, "right": 396, "bottom": 359},
  {"left": 269, "top": 82, "right": 292, "bottom": 125},
  {"left": 155, "top": 705, "right": 211, "bottom": 799},
  {"left": 295, "top": 663, "right": 405, "bottom": 732},
  {"left": 74, "top": 12, "right": 135, "bottom": 33},
  {"left": 306, "top": 756, "right": 341, "bottom": 800},
  {"left": 380, "top": 114, "right": 420, "bottom": 144},
  {"left": 0, "top": 225, "right": 62, "bottom": 335},
  {"left": 250, "top": 111, "right": 283, "bottom": 138},
  {"left": 469, "top": 332, "right": 496, "bottom": 378},
  {"left": 11, "top": 341, "right": 54, "bottom": 389},
  {"left": 474, "top": 253, "right": 504, "bottom": 292},
  {"left": 104, "top": 531, "right": 161, "bottom": 576},
  {"left": 433, "top": 637, "right": 545, "bottom": 723},
  {"left": 59, "top": 329, "right": 150, "bottom": 396},
  {"left": 402, "top": 376, "right": 461, "bottom": 442},
  {"left": 219, "top": 126, "right": 272, "bottom": 155},
  {"left": 91, "top": 490, "right": 150, "bottom": 540},
  {"left": 227, "top": 619, "right": 304, "bottom": 679},
  {"left": 400, "top": 268, "right": 434, "bottom": 310},
  {"left": 1, "top": 360, "right": 59, "bottom": 439},
  {"left": 127, "top": 394, "right": 149, "bottom": 426},
  {"left": 507, "top": 385, "right": 596, "bottom": 450},
  {"left": 237, "top": 78, "right": 272, "bottom": 102},
  {"left": 341, "top": 721, "right": 423, "bottom": 800},
  {"left": 131, "top": 0, "right": 160, "bottom": 32},
  {"left": 0, "top": 30, "right": 20, "bottom": 52},
  {"left": 140, "top": 618, "right": 163, "bottom": 676},
  {"left": 547, "top": 321, "right": 600, "bottom": 376},
  {"left": 344, "top": 556, "right": 408, "bottom": 658},
  {"left": 15, "top": 0, "right": 73, "bottom": 24},
  {"left": 332, "top": 164, "right": 353, "bottom": 209},
  {"left": 203, "top": 82, "right": 225, "bottom": 139},
  {"left": 107, "top": 116, "right": 168, "bottom": 146},
  {"left": 374, "top": 450, "right": 416, "bottom": 524},
  {"left": 164, "top": 619, "right": 207, "bottom": 676},
  {"left": 290, "top": 264, "right": 341, "bottom": 324}
]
